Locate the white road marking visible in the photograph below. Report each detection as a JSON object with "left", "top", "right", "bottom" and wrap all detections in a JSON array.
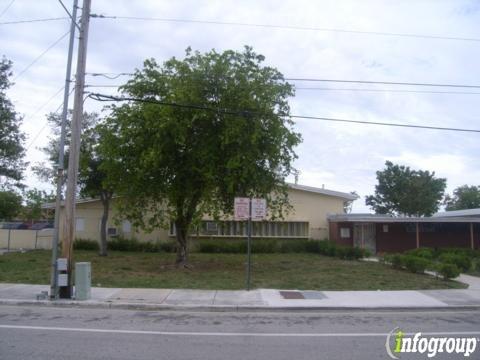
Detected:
[{"left": 0, "top": 325, "right": 479, "bottom": 337}]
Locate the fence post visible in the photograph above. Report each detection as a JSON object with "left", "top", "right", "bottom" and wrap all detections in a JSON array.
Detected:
[
  {"left": 7, "top": 229, "right": 11, "bottom": 252},
  {"left": 35, "top": 230, "right": 39, "bottom": 250}
]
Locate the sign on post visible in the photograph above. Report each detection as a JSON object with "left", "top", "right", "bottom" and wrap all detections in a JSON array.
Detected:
[
  {"left": 234, "top": 197, "right": 250, "bottom": 220},
  {"left": 251, "top": 198, "right": 267, "bottom": 221}
]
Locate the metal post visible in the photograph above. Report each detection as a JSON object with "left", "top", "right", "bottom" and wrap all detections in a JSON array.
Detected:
[
  {"left": 470, "top": 223, "right": 474, "bottom": 250},
  {"left": 7, "top": 229, "right": 11, "bottom": 252},
  {"left": 416, "top": 223, "right": 420, "bottom": 249},
  {"left": 60, "top": 0, "right": 91, "bottom": 299},
  {"left": 246, "top": 198, "right": 252, "bottom": 291},
  {"left": 50, "top": 0, "right": 79, "bottom": 300},
  {"left": 35, "top": 230, "right": 38, "bottom": 250}
]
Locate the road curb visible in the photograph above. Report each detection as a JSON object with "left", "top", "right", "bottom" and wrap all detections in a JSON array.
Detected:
[{"left": 1, "top": 299, "right": 480, "bottom": 312}]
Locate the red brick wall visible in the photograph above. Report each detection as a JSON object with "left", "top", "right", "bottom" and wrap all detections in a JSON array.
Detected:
[{"left": 328, "top": 221, "right": 353, "bottom": 247}]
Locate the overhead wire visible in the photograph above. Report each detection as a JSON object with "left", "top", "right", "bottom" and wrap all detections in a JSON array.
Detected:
[
  {"left": 0, "top": 0, "right": 15, "bottom": 19},
  {"left": 13, "top": 30, "right": 70, "bottom": 81},
  {"left": 83, "top": 83, "right": 480, "bottom": 95},
  {"left": 26, "top": 87, "right": 75, "bottom": 151},
  {"left": 86, "top": 92, "right": 480, "bottom": 134},
  {"left": 85, "top": 72, "right": 480, "bottom": 89},
  {"left": 0, "top": 17, "right": 68, "bottom": 25},
  {"left": 89, "top": 14, "right": 480, "bottom": 43}
]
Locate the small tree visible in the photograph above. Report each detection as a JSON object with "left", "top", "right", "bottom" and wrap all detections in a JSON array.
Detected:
[
  {"left": 0, "top": 190, "right": 22, "bottom": 220},
  {"left": 79, "top": 125, "right": 113, "bottom": 256},
  {"left": 0, "top": 57, "right": 26, "bottom": 189},
  {"left": 100, "top": 47, "right": 301, "bottom": 266},
  {"left": 444, "top": 185, "right": 480, "bottom": 211},
  {"left": 366, "top": 161, "right": 446, "bottom": 216},
  {"left": 21, "top": 188, "right": 55, "bottom": 224},
  {"left": 33, "top": 112, "right": 113, "bottom": 256}
]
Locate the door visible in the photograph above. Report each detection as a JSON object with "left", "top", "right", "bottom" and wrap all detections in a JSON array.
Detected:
[{"left": 353, "top": 223, "right": 376, "bottom": 254}]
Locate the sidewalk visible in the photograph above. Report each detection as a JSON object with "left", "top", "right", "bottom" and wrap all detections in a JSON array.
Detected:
[{"left": 0, "top": 276, "right": 479, "bottom": 311}]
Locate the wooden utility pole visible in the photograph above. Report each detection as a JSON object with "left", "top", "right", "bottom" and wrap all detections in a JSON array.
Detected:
[
  {"left": 60, "top": 0, "right": 91, "bottom": 299},
  {"left": 50, "top": 0, "right": 79, "bottom": 300}
]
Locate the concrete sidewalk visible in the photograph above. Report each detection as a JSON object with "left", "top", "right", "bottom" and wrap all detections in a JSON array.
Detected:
[{"left": 0, "top": 277, "right": 480, "bottom": 311}]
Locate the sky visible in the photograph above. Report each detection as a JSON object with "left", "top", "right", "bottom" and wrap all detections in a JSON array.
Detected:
[{"left": 1, "top": 0, "right": 479, "bottom": 213}]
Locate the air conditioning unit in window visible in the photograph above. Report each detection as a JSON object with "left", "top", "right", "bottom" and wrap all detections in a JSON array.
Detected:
[{"left": 107, "top": 227, "right": 118, "bottom": 237}]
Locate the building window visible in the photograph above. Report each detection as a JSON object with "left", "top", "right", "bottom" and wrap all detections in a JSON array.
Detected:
[
  {"left": 340, "top": 227, "right": 350, "bottom": 238},
  {"left": 122, "top": 220, "right": 132, "bottom": 233},
  {"left": 75, "top": 218, "right": 85, "bottom": 232},
  {"left": 383, "top": 224, "right": 389, "bottom": 233}
]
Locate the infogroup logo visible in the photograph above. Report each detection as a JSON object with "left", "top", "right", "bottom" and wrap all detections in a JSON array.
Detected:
[{"left": 385, "top": 328, "right": 479, "bottom": 358}]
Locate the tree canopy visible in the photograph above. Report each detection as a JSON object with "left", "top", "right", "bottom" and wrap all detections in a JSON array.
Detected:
[
  {"left": 21, "top": 188, "right": 55, "bottom": 223},
  {"left": 366, "top": 161, "right": 446, "bottom": 217},
  {"left": 0, "top": 190, "right": 22, "bottom": 220},
  {"left": 444, "top": 185, "right": 480, "bottom": 211},
  {"left": 0, "top": 57, "right": 26, "bottom": 189},
  {"left": 99, "top": 47, "right": 301, "bottom": 265}
]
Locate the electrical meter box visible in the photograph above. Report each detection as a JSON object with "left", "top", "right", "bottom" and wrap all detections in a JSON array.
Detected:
[{"left": 74, "top": 262, "right": 91, "bottom": 300}]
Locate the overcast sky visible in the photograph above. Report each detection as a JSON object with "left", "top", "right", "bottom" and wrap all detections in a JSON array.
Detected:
[{"left": 1, "top": 0, "right": 479, "bottom": 212}]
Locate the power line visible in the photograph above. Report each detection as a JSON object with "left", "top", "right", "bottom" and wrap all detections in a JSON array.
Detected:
[
  {"left": 84, "top": 84, "right": 480, "bottom": 95},
  {"left": 90, "top": 14, "right": 480, "bottom": 43},
  {"left": 57, "top": 0, "right": 80, "bottom": 30},
  {"left": 286, "top": 78, "right": 480, "bottom": 89},
  {"left": 0, "top": 17, "right": 68, "bottom": 25},
  {"left": 0, "top": 0, "right": 15, "bottom": 18},
  {"left": 25, "top": 86, "right": 75, "bottom": 151},
  {"left": 13, "top": 30, "right": 70, "bottom": 81},
  {"left": 86, "top": 72, "right": 480, "bottom": 89},
  {"left": 86, "top": 92, "right": 480, "bottom": 134}
]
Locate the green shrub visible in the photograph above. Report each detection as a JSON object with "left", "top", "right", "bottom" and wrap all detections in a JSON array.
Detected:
[
  {"left": 434, "top": 247, "right": 478, "bottom": 260},
  {"left": 438, "top": 253, "right": 471, "bottom": 272},
  {"left": 252, "top": 239, "right": 277, "bottom": 253},
  {"left": 403, "top": 255, "right": 430, "bottom": 273},
  {"left": 385, "top": 254, "right": 405, "bottom": 269},
  {"left": 279, "top": 240, "right": 310, "bottom": 253},
  {"left": 318, "top": 241, "right": 337, "bottom": 257},
  {"left": 405, "top": 248, "right": 434, "bottom": 260},
  {"left": 158, "top": 241, "right": 176, "bottom": 253},
  {"left": 73, "top": 239, "right": 99, "bottom": 251},
  {"left": 437, "top": 263, "right": 461, "bottom": 280},
  {"left": 305, "top": 240, "right": 321, "bottom": 253},
  {"left": 196, "top": 240, "right": 244, "bottom": 253}
]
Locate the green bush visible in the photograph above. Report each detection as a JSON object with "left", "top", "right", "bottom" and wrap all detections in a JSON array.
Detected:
[
  {"left": 437, "top": 263, "right": 461, "bottom": 280},
  {"left": 403, "top": 255, "right": 430, "bottom": 273},
  {"left": 318, "top": 241, "right": 337, "bottom": 257},
  {"left": 384, "top": 254, "right": 405, "bottom": 269},
  {"left": 434, "top": 247, "right": 478, "bottom": 259},
  {"left": 405, "top": 248, "right": 434, "bottom": 260},
  {"left": 252, "top": 239, "right": 277, "bottom": 253},
  {"left": 107, "top": 237, "right": 176, "bottom": 253},
  {"left": 196, "top": 240, "right": 244, "bottom": 253},
  {"left": 438, "top": 253, "right": 471, "bottom": 272},
  {"left": 279, "top": 240, "right": 310, "bottom": 253},
  {"left": 73, "top": 238, "right": 99, "bottom": 251}
]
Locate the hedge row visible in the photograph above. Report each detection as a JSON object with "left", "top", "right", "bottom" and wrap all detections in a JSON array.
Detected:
[
  {"left": 383, "top": 247, "right": 480, "bottom": 280},
  {"left": 73, "top": 237, "right": 371, "bottom": 260}
]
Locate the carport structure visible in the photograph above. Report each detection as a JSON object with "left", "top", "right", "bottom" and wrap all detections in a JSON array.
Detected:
[{"left": 328, "top": 214, "right": 480, "bottom": 254}]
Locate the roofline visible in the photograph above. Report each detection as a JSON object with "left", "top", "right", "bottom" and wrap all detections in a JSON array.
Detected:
[
  {"left": 328, "top": 214, "right": 480, "bottom": 223},
  {"left": 41, "top": 197, "right": 100, "bottom": 209},
  {"left": 287, "top": 183, "right": 357, "bottom": 201},
  {"left": 433, "top": 208, "right": 480, "bottom": 217}
]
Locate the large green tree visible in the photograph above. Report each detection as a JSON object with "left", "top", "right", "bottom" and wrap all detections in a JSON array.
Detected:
[
  {"left": 0, "top": 57, "right": 26, "bottom": 189},
  {"left": 99, "top": 47, "right": 301, "bottom": 266},
  {"left": 21, "top": 188, "right": 56, "bottom": 224},
  {"left": 366, "top": 161, "right": 446, "bottom": 216},
  {"left": 444, "top": 185, "right": 480, "bottom": 211}
]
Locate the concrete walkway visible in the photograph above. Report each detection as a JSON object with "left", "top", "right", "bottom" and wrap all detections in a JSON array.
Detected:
[{"left": 0, "top": 277, "right": 479, "bottom": 311}]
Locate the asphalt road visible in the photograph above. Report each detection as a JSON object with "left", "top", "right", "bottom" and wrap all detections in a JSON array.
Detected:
[{"left": 0, "top": 305, "right": 479, "bottom": 360}]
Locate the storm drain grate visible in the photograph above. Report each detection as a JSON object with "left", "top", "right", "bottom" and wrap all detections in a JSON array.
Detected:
[
  {"left": 279, "top": 291, "right": 305, "bottom": 299},
  {"left": 302, "top": 291, "right": 326, "bottom": 300}
]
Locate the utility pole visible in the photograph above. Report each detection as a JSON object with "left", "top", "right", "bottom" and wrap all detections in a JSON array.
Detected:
[
  {"left": 50, "top": 0, "right": 79, "bottom": 300},
  {"left": 59, "top": 0, "right": 91, "bottom": 299}
]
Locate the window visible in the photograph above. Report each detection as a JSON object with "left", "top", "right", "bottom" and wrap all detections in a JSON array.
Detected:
[
  {"left": 340, "top": 227, "right": 350, "bottom": 238},
  {"left": 383, "top": 224, "right": 389, "bottom": 233},
  {"left": 75, "top": 218, "right": 85, "bottom": 232},
  {"left": 122, "top": 220, "right": 132, "bottom": 233}
]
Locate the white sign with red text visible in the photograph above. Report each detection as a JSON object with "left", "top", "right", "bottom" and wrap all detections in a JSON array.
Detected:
[{"left": 234, "top": 197, "right": 250, "bottom": 220}]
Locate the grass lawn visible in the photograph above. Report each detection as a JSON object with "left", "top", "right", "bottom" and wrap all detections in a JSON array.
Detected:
[{"left": 0, "top": 250, "right": 467, "bottom": 290}]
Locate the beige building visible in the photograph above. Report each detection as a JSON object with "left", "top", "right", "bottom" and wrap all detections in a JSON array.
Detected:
[{"left": 49, "top": 184, "right": 356, "bottom": 243}]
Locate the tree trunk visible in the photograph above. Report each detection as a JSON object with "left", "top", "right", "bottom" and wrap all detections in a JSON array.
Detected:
[
  {"left": 175, "top": 221, "right": 188, "bottom": 267},
  {"left": 99, "top": 192, "right": 111, "bottom": 256}
]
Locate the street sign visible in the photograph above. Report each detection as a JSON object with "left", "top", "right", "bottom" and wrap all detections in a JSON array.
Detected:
[
  {"left": 251, "top": 198, "right": 267, "bottom": 221},
  {"left": 234, "top": 197, "right": 250, "bottom": 220}
]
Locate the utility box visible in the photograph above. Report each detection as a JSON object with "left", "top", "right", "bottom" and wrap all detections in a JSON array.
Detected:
[{"left": 74, "top": 262, "right": 91, "bottom": 300}]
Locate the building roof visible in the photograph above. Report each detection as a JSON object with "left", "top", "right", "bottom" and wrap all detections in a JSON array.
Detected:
[
  {"left": 287, "top": 183, "right": 357, "bottom": 201},
  {"left": 433, "top": 208, "right": 480, "bottom": 218},
  {"left": 328, "top": 214, "right": 480, "bottom": 223},
  {"left": 42, "top": 184, "right": 358, "bottom": 209}
]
